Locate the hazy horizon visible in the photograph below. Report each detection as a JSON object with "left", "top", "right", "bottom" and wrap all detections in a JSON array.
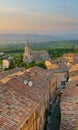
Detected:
[{"left": 0, "top": 33, "right": 78, "bottom": 44}]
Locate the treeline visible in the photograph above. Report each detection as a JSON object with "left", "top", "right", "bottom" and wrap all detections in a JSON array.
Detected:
[
  {"left": 47, "top": 48, "right": 78, "bottom": 59},
  {"left": 0, "top": 47, "right": 24, "bottom": 54},
  {"left": 1, "top": 46, "right": 78, "bottom": 60}
]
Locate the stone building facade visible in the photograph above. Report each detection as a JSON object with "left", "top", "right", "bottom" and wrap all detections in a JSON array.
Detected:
[
  {"left": 3, "top": 59, "right": 10, "bottom": 69},
  {"left": 23, "top": 42, "right": 50, "bottom": 64}
]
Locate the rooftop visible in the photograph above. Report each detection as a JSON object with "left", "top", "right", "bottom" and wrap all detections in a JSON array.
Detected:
[
  {"left": 47, "top": 67, "right": 69, "bottom": 73},
  {"left": 69, "top": 64, "right": 78, "bottom": 72},
  {"left": 5, "top": 67, "right": 56, "bottom": 112},
  {"left": 0, "top": 67, "right": 25, "bottom": 80},
  {"left": 60, "top": 81, "right": 78, "bottom": 130},
  {"left": 0, "top": 82, "right": 38, "bottom": 130},
  {"left": 45, "top": 60, "right": 59, "bottom": 69},
  {"left": 69, "top": 75, "right": 78, "bottom": 81},
  {"left": 62, "top": 53, "right": 75, "bottom": 58},
  {"left": 0, "top": 66, "right": 57, "bottom": 129},
  {"left": 6, "top": 74, "right": 46, "bottom": 108},
  {"left": 0, "top": 71, "right": 24, "bottom": 83},
  {"left": 27, "top": 66, "right": 54, "bottom": 79}
]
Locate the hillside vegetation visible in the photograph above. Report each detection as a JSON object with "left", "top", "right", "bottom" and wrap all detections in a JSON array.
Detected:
[
  {"left": 0, "top": 40, "right": 78, "bottom": 49},
  {"left": 0, "top": 40, "right": 78, "bottom": 59}
]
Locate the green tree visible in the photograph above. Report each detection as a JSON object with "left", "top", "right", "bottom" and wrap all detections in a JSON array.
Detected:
[
  {"left": 26, "top": 61, "right": 36, "bottom": 69},
  {"left": 36, "top": 62, "right": 47, "bottom": 69},
  {"left": 9, "top": 59, "right": 15, "bottom": 69},
  {"left": 20, "top": 54, "right": 23, "bottom": 62},
  {"left": 0, "top": 60, "right": 2, "bottom": 65}
]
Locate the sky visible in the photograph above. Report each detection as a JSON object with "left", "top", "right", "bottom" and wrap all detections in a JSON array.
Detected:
[{"left": 0, "top": 0, "right": 78, "bottom": 34}]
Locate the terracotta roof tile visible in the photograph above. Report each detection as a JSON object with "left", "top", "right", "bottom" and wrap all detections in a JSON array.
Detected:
[
  {"left": 45, "top": 60, "right": 59, "bottom": 69},
  {"left": 62, "top": 53, "right": 75, "bottom": 58},
  {"left": 69, "top": 64, "right": 78, "bottom": 72},
  {"left": 60, "top": 81, "right": 78, "bottom": 130},
  {"left": 5, "top": 69, "right": 56, "bottom": 113},
  {"left": 0, "top": 83, "right": 38, "bottom": 130},
  {"left": 69, "top": 75, "right": 78, "bottom": 81},
  {"left": 0, "top": 66, "right": 57, "bottom": 129}
]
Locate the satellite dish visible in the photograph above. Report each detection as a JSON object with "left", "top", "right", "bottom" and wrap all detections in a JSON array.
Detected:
[
  {"left": 69, "top": 78, "right": 72, "bottom": 81},
  {"left": 24, "top": 80, "right": 28, "bottom": 85},
  {"left": 28, "top": 81, "right": 33, "bottom": 87}
]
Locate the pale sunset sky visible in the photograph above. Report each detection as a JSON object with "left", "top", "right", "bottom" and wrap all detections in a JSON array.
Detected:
[{"left": 0, "top": 0, "right": 78, "bottom": 34}]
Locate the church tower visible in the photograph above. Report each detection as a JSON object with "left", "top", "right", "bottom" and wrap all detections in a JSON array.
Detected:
[
  {"left": 23, "top": 39, "right": 31, "bottom": 64},
  {"left": 24, "top": 39, "right": 30, "bottom": 55}
]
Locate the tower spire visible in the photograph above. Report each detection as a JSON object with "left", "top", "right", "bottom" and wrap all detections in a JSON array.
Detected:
[{"left": 26, "top": 37, "right": 29, "bottom": 47}]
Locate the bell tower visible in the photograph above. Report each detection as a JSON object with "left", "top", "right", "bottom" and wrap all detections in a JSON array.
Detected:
[{"left": 25, "top": 39, "right": 30, "bottom": 55}]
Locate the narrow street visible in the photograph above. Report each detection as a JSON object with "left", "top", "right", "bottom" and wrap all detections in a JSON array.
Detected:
[{"left": 47, "top": 100, "right": 61, "bottom": 130}]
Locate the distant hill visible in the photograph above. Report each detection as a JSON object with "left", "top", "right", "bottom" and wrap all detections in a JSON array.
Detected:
[
  {"left": 0, "top": 33, "right": 78, "bottom": 49},
  {"left": 30, "top": 40, "right": 78, "bottom": 49},
  {"left": 0, "top": 33, "right": 78, "bottom": 44},
  {"left": 0, "top": 40, "right": 78, "bottom": 50}
]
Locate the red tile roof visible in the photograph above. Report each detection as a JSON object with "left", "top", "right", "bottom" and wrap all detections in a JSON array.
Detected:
[
  {"left": 5, "top": 68, "right": 56, "bottom": 113},
  {"left": 0, "top": 83, "right": 38, "bottom": 130},
  {"left": 60, "top": 81, "right": 78, "bottom": 130},
  {"left": 69, "top": 64, "right": 78, "bottom": 72},
  {"left": 0, "top": 66, "right": 57, "bottom": 129},
  {"left": 69, "top": 75, "right": 78, "bottom": 81},
  {"left": 62, "top": 53, "right": 74, "bottom": 58},
  {"left": 0, "top": 67, "right": 25, "bottom": 80}
]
